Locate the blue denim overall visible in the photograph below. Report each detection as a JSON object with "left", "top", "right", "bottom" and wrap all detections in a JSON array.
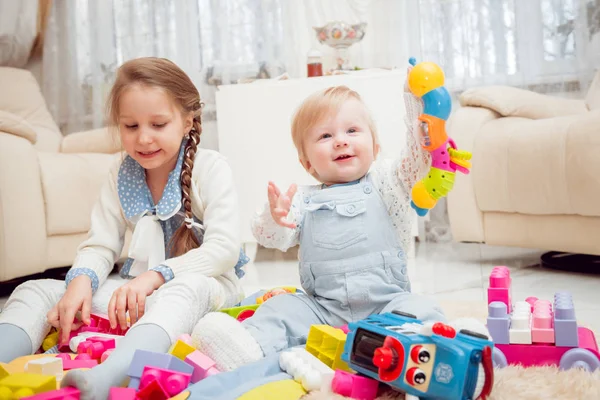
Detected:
[{"left": 243, "top": 174, "right": 445, "bottom": 356}]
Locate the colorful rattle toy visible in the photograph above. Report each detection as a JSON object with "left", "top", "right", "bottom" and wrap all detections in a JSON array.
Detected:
[{"left": 407, "top": 57, "right": 472, "bottom": 216}]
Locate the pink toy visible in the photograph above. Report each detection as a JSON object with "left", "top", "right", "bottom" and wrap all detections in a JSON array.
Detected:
[
  {"left": 77, "top": 337, "right": 116, "bottom": 360},
  {"left": 108, "top": 387, "right": 136, "bottom": 400},
  {"left": 185, "top": 350, "right": 220, "bottom": 383},
  {"left": 21, "top": 387, "right": 80, "bottom": 400},
  {"left": 101, "top": 349, "right": 114, "bottom": 363},
  {"left": 135, "top": 378, "right": 169, "bottom": 400},
  {"left": 487, "top": 266, "right": 512, "bottom": 313},
  {"left": 486, "top": 266, "right": 600, "bottom": 372},
  {"left": 331, "top": 369, "right": 379, "bottom": 400},
  {"left": 177, "top": 334, "right": 194, "bottom": 346},
  {"left": 139, "top": 366, "right": 192, "bottom": 397}
]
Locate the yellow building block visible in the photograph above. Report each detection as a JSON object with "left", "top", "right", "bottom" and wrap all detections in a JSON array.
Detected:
[
  {"left": 168, "top": 340, "right": 196, "bottom": 361},
  {"left": 168, "top": 391, "right": 190, "bottom": 400},
  {"left": 305, "top": 325, "right": 352, "bottom": 372},
  {"left": 0, "top": 365, "right": 8, "bottom": 380},
  {"left": 42, "top": 331, "right": 59, "bottom": 352},
  {"left": 0, "top": 373, "right": 56, "bottom": 399},
  {"left": 237, "top": 379, "right": 305, "bottom": 400}
]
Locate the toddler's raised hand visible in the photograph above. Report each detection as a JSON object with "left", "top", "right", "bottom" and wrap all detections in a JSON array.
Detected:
[{"left": 267, "top": 181, "right": 297, "bottom": 228}]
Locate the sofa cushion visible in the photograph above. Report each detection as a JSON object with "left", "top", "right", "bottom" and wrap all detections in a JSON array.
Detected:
[
  {"left": 473, "top": 110, "right": 600, "bottom": 217},
  {"left": 39, "top": 152, "right": 120, "bottom": 236},
  {"left": 0, "top": 67, "right": 62, "bottom": 152}
]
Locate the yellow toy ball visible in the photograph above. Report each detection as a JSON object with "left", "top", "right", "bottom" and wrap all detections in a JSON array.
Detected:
[{"left": 408, "top": 62, "right": 445, "bottom": 97}]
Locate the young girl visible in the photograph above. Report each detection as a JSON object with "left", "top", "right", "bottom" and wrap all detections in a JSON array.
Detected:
[
  {"left": 0, "top": 57, "right": 247, "bottom": 398},
  {"left": 189, "top": 77, "right": 453, "bottom": 371}
]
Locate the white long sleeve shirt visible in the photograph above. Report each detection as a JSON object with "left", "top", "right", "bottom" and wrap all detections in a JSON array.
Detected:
[{"left": 67, "top": 147, "right": 242, "bottom": 292}]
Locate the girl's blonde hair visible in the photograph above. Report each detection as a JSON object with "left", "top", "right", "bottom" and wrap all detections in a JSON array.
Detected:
[
  {"left": 106, "top": 57, "right": 203, "bottom": 258},
  {"left": 291, "top": 86, "right": 379, "bottom": 177}
]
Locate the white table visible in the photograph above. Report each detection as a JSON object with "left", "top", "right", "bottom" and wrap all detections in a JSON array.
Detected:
[{"left": 215, "top": 69, "right": 420, "bottom": 256}]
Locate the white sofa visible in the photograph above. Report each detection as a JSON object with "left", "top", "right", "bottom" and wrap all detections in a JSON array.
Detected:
[
  {"left": 0, "top": 67, "right": 123, "bottom": 282},
  {"left": 446, "top": 71, "right": 600, "bottom": 256}
]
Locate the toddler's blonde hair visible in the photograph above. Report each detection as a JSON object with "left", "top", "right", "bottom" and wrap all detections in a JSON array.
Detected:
[{"left": 291, "top": 86, "right": 379, "bottom": 178}]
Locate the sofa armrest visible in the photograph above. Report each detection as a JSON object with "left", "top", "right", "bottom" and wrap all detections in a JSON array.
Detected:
[
  {"left": 0, "top": 134, "right": 48, "bottom": 281},
  {"left": 459, "top": 85, "right": 588, "bottom": 120},
  {"left": 0, "top": 110, "right": 37, "bottom": 144},
  {"left": 446, "top": 106, "right": 502, "bottom": 243},
  {"left": 61, "top": 127, "right": 121, "bottom": 154}
]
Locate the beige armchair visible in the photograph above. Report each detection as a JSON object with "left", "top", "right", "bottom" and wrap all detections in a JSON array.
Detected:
[
  {"left": 446, "top": 70, "right": 600, "bottom": 256},
  {"left": 0, "top": 67, "right": 122, "bottom": 282}
]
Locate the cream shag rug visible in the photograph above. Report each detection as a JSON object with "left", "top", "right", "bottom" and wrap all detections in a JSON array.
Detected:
[{"left": 301, "top": 301, "right": 600, "bottom": 400}]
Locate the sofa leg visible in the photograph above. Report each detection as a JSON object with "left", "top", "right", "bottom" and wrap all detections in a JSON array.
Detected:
[{"left": 540, "top": 251, "right": 600, "bottom": 274}]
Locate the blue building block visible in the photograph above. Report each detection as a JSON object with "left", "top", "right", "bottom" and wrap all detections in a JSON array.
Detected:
[
  {"left": 127, "top": 349, "right": 194, "bottom": 389},
  {"left": 553, "top": 292, "right": 578, "bottom": 347},
  {"left": 487, "top": 301, "right": 510, "bottom": 344}
]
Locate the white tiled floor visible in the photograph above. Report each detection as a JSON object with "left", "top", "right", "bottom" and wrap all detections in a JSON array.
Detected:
[{"left": 2, "top": 241, "right": 599, "bottom": 336}]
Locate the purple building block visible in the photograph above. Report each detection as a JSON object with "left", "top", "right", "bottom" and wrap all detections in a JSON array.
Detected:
[
  {"left": 487, "top": 301, "right": 510, "bottom": 344},
  {"left": 126, "top": 350, "right": 194, "bottom": 389},
  {"left": 553, "top": 292, "right": 578, "bottom": 347}
]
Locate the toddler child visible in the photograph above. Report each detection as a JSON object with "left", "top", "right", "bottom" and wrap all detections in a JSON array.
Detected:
[{"left": 191, "top": 76, "right": 449, "bottom": 371}]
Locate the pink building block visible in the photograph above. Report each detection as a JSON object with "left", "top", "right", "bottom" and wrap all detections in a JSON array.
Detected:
[
  {"left": 61, "top": 357, "right": 98, "bottom": 371},
  {"left": 185, "top": 350, "right": 220, "bottom": 383},
  {"left": 177, "top": 334, "right": 194, "bottom": 346},
  {"left": 331, "top": 369, "right": 379, "bottom": 400},
  {"left": 101, "top": 349, "right": 114, "bottom": 363},
  {"left": 108, "top": 387, "right": 136, "bottom": 400},
  {"left": 139, "top": 366, "right": 192, "bottom": 397},
  {"left": 77, "top": 337, "right": 116, "bottom": 360},
  {"left": 488, "top": 266, "right": 512, "bottom": 313},
  {"left": 22, "top": 387, "right": 80, "bottom": 400},
  {"left": 136, "top": 379, "right": 169, "bottom": 400},
  {"left": 531, "top": 299, "right": 555, "bottom": 343}
]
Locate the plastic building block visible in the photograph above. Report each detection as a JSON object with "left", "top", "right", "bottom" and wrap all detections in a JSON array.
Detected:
[
  {"left": 127, "top": 350, "right": 193, "bottom": 390},
  {"left": 108, "top": 387, "right": 136, "bottom": 400},
  {"left": 77, "top": 337, "right": 116, "bottom": 360},
  {"left": 331, "top": 369, "right": 379, "bottom": 400},
  {"left": 487, "top": 266, "right": 512, "bottom": 313},
  {"left": 554, "top": 292, "right": 578, "bottom": 347},
  {"left": 509, "top": 301, "right": 532, "bottom": 344},
  {"left": 101, "top": 349, "right": 114, "bottom": 363},
  {"left": 0, "top": 365, "right": 8, "bottom": 380},
  {"left": 168, "top": 391, "right": 190, "bottom": 400},
  {"left": 306, "top": 325, "right": 351, "bottom": 372},
  {"left": 135, "top": 378, "right": 169, "bottom": 400},
  {"left": 60, "top": 354, "right": 98, "bottom": 371},
  {"left": 184, "top": 351, "right": 219, "bottom": 383},
  {"left": 236, "top": 379, "right": 306, "bottom": 400},
  {"left": 139, "top": 366, "right": 191, "bottom": 397},
  {"left": 486, "top": 301, "right": 510, "bottom": 344},
  {"left": 177, "top": 334, "right": 193, "bottom": 346},
  {"left": 531, "top": 299, "right": 555, "bottom": 344},
  {"left": 0, "top": 373, "right": 56, "bottom": 399},
  {"left": 256, "top": 287, "right": 296, "bottom": 304},
  {"left": 279, "top": 348, "right": 334, "bottom": 392},
  {"left": 69, "top": 332, "right": 123, "bottom": 353},
  {"left": 169, "top": 340, "right": 196, "bottom": 361},
  {"left": 25, "top": 358, "right": 63, "bottom": 378},
  {"left": 21, "top": 387, "right": 80, "bottom": 400},
  {"left": 42, "top": 331, "right": 59, "bottom": 352}
]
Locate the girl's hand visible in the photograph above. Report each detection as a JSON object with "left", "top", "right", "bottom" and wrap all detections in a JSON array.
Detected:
[
  {"left": 108, "top": 271, "right": 165, "bottom": 330},
  {"left": 267, "top": 181, "right": 297, "bottom": 228},
  {"left": 47, "top": 275, "right": 93, "bottom": 344}
]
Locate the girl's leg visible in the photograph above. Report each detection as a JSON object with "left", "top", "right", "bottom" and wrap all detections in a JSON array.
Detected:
[
  {"left": 62, "top": 273, "right": 240, "bottom": 400},
  {"left": 0, "top": 279, "right": 65, "bottom": 362}
]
